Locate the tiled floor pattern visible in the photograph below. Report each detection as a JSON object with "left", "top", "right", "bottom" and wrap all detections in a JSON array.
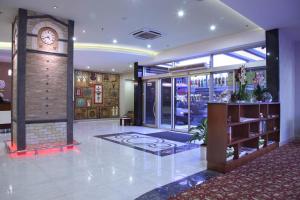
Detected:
[{"left": 0, "top": 120, "right": 207, "bottom": 200}]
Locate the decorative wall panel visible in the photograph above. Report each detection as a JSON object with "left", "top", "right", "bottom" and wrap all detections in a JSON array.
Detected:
[{"left": 74, "top": 70, "right": 119, "bottom": 120}]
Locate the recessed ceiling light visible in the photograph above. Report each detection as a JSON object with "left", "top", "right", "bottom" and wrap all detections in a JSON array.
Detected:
[
  {"left": 53, "top": 6, "right": 57, "bottom": 9},
  {"left": 112, "top": 68, "right": 115, "bottom": 72},
  {"left": 82, "top": 30, "right": 86, "bottom": 33},
  {"left": 177, "top": 10, "right": 185, "bottom": 18},
  {"left": 129, "top": 64, "right": 133, "bottom": 68},
  {"left": 210, "top": 25, "right": 216, "bottom": 31},
  {"left": 147, "top": 44, "right": 151, "bottom": 49},
  {"left": 72, "top": 36, "right": 77, "bottom": 41},
  {"left": 87, "top": 66, "right": 90, "bottom": 69},
  {"left": 112, "top": 39, "right": 118, "bottom": 44}
]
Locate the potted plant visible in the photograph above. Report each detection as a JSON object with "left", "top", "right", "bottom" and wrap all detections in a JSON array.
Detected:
[
  {"left": 189, "top": 118, "right": 208, "bottom": 145},
  {"left": 226, "top": 147, "right": 234, "bottom": 161},
  {"left": 253, "top": 84, "right": 268, "bottom": 102},
  {"left": 231, "top": 65, "right": 249, "bottom": 102},
  {"left": 258, "top": 137, "right": 265, "bottom": 149}
]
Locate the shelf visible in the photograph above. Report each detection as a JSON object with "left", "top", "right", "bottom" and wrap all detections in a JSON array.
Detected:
[{"left": 229, "top": 118, "right": 260, "bottom": 126}]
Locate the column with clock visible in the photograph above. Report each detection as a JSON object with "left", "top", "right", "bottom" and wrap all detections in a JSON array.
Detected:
[{"left": 11, "top": 8, "right": 74, "bottom": 151}]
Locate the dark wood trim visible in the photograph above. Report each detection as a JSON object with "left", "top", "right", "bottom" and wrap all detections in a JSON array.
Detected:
[
  {"left": 266, "top": 29, "right": 280, "bottom": 102},
  {"left": 27, "top": 15, "right": 68, "bottom": 27},
  {"left": 67, "top": 20, "right": 74, "bottom": 144},
  {"left": 26, "top": 49, "right": 68, "bottom": 57},
  {"left": 134, "top": 62, "right": 143, "bottom": 126},
  {"left": 25, "top": 119, "right": 67, "bottom": 124},
  {"left": 0, "top": 124, "right": 11, "bottom": 129},
  {"left": 16, "top": 8, "right": 27, "bottom": 151},
  {"left": 12, "top": 50, "right": 18, "bottom": 59},
  {"left": 26, "top": 33, "right": 68, "bottom": 42}
]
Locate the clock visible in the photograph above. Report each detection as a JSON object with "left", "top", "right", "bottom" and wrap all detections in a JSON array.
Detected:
[
  {"left": 40, "top": 27, "right": 57, "bottom": 45},
  {"left": 37, "top": 27, "right": 58, "bottom": 51}
]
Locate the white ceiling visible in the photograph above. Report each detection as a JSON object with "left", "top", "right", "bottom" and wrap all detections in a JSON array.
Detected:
[
  {"left": 221, "top": 0, "right": 300, "bottom": 41},
  {"left": 0, "top": 0, "right": 260, "bottom": 73}
]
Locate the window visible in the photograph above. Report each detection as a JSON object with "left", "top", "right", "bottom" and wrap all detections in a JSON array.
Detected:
[
  {"left": 213, "top": 46, "right": 266, "bottom": 68},
  {"left": 212, "top": 72, "right": 234, "bottom": 100},
  {"left": 174, "top": 56, "right": 210, "bottom": 67},
  {"left": 213, "top": 54, "right": 246, "bottom": 67}
]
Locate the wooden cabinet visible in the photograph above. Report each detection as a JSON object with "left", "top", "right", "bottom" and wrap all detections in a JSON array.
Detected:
[{"left": 207, "top": 102, "right": 280, "bottom": 173}]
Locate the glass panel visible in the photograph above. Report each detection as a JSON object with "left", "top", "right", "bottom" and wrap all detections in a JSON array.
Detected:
[
  {"left": 160, "top": 78, "right": 172, "bottom": 129},
  {"left": 190, "top": 74, "right": 210, "bottom": 127},
  {"left": 174, "top": 77, "right": 188, "bottom": 131},
  {"left": 232, "top": 50, "right": 264, "bottom": 61},
  {"left": 246, "top": 69, "right": 267, "bottom": 92},
  {"left": 145, "top": 81, "right": 156, "bottom": 125},
  {"left": 213, "top": 54, "right": 246, "bottom": 67},
  {"left": 174, "top": 56, "right": 210, "bottom": 67},
  {"left": 212, "top": 72, "right": 234, "bottom": 100}
]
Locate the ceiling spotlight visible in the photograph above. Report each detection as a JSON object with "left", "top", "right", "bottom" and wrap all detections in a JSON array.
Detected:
[
  {"left": 112, "top": 39, "right": 118, "bottom": 44},
  {"left": 177, "top": 10, "right": 185, "bottom": 18},
  {"left": 82, "top": 30, "right": 86, "bottom": 33},
  {"left": 210, "top": 25, "right": 216, "bottom": 31},
  {"left": 72, "top": 36, "right": 77, "bottom": 41},
  {"left": 147, "top": 44, "right": 151, "bottom": 49},
  {"left": 129, "top": 64, "right": 133, "bottom": 68},
  {"left": 53, "top": 6, "right": 57, "bottom": 9},
  {"left": 87, "top": 66, "right": 90, "bottom": 69},
  {"left": 112, "top": 68, "right": 115, "bottom": 72}
]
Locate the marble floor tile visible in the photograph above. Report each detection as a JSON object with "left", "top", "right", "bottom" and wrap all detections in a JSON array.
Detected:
[{"left": 0, "top": 120, "right": 208, "bottom": 200}]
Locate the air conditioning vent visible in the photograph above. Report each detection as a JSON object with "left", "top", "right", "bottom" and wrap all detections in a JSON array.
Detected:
[{"left": 131, "top": 28, "right": 162, "bottom": 40}]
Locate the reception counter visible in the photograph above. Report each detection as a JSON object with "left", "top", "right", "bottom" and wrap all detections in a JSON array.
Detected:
[{"left": 0, "top": 102, "right": 11, "bottom": 129}]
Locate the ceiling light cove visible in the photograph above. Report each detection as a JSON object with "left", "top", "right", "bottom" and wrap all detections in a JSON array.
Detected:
[
  {"left": 74, "top": 43, "right": 159, "bottom": 57},
  {"left": 177, "top": 10, "right": 185, "bottom": 18}
]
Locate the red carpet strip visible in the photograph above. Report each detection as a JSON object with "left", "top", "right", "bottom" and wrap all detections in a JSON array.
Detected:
[{"left": 170, "top": 141, "right": 300, "bottom": 200}]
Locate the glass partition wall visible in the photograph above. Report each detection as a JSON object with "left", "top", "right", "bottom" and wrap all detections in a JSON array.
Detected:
[{"left": 143, "top": 45, "right": 267, "bottom": 131}]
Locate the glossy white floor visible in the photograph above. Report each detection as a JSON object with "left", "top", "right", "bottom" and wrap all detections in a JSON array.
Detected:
[{"left": 0, "top": 120, "right": 207, "bottom": 200}]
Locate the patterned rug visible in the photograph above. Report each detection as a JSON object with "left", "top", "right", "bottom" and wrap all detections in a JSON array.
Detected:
[
  {"left": 170, "top": 141, "right": 300, "bottom": 200},
  {"left": 146, "top": 131, "right": 192, "bottom": 143},
  {"left": 95, "top": 132, "right": 199, "bottom": 156}
]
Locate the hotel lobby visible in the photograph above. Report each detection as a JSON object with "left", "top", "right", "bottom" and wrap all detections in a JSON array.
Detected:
[{"left": 0, "top": 0, "right": 300, "bottom": 199}]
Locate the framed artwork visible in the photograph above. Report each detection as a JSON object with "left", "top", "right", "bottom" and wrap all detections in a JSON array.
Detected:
[
  {"left": 82, "top": 87, "right": 93, "bottom": 97},
  {"left": 75, "top": 88, "right": 82, "bottom": 96},
  {"left": 87, "top": 99, "right": 92, "bottom": 107},
  {"left": 94, "top": 84, "right": 103, "bottom": 104},
  {"left": 88, "top": 108, "right": 97, "bottom": 119},
  {"left": 103, "top": 74, "right": 109, "bottom": 81},
  {"left": 76, "top": 98, "right": 86, "bottom": 107}
]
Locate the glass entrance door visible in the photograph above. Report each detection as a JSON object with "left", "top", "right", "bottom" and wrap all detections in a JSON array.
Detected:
[
  {"left": 160, "top": 78, "right": 172, "bottom": 129},
  {"left": 190, "top": 74, "right": 210, "bottom": 127},
  {"left": 174, "top": 77, "right": 189, "bottom": 131},
  {"left": 144, "top": 81, "right": 157, "bottom": 127}
]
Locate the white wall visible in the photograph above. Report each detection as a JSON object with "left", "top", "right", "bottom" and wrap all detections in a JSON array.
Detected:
[
  {"left": 279, "top": 29, "right": 296, "bottom": 144},
  {"left": 295, "top": 42, "right": 300, "bottom": 138},
  {"left": 119, "top": 72, "right": 134, "bottom": 116}
]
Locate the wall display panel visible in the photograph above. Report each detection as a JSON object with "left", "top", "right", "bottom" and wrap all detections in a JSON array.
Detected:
[{"left": 74, "top": 70, "right": 119, "bottom": 120}]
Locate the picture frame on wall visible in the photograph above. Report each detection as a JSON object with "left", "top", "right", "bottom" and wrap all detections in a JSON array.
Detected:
[
  {"left": 75, "top": 88, "right": 82, "bottom": 96},
  {"left": 76, "top": 98, "right": 86, "bottom": 107},
  {"left": 87, "top": 99, "right": 92, "bottom": 107},
  {"left": 82, "top": 87, "right": 93, "bottom": 97},
  {"left": 94, "top": 84, "right": 103, "bottom": 104}
]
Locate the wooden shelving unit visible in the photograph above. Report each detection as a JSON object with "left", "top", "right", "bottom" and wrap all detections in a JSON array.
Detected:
[{"left": 207, "top": 102, "right": 280, "bottom": 173}]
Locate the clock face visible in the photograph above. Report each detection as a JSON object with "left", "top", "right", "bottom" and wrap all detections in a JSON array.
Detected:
[{"left": 40, "top": 28, "right": 56, "bottom": 45}]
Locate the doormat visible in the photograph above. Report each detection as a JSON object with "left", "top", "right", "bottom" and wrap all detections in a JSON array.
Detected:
[{"left": 95, "top": 132, "right": 199, "bottom": 157}]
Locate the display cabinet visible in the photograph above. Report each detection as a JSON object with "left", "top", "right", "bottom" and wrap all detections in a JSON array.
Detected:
[{"left": 207, "top": 102, "right": 280, "bottom": 173}]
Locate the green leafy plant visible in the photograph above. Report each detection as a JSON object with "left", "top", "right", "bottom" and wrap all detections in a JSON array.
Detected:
[
  {"left": 189, "top": 118, "right": 208, "bottom": 145},
  {"left": 253, "top": 84, "right": 268, "bottom": 101},
  {"left": 226, "top": 147, "right": 234, "bottom": 158}
]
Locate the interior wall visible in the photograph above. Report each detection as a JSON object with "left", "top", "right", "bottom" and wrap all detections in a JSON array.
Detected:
[
  {"left": 279, "top": 29, "right": 296, "bottom": 143},
  {"left": 0, "top": 62, "right": 11, "bottom": 101},
  {"left": 119, "top": 72, "right": 134, "bottom": 116},
  {"left": 295, "top": 42, "right": 300, "bottom": 138}
]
